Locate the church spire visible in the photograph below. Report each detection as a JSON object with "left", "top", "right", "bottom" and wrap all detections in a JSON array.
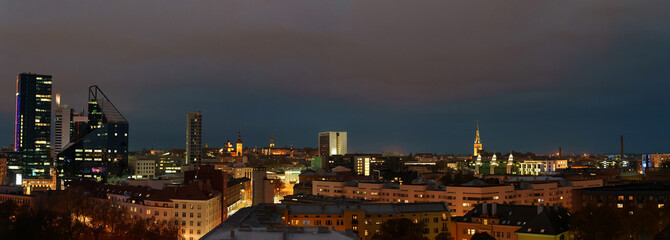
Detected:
[
  {"left": 475, "top": 121, "right": 481, "bottom": 144},
  {"left": 237, "top": 130, "right": 242, "bottom": 143},
  {"left": 473, "top": 121, "right": 483, "bottom": 156}
]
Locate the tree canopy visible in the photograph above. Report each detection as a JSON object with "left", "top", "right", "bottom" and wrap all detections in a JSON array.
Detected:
[{"left": 0, "top": 189, "right": 180, "bottom": 240}]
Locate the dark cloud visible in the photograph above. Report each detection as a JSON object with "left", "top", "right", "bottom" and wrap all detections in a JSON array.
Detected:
[{"left": 1, "top": 1, "right": 669, "bottom": 153}]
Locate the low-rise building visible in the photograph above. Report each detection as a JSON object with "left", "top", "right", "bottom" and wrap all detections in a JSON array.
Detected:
[
  {"left": 0, "top": 186, "right": 38, "bottom": 209},
  {"left": 281, "top": 193, "right": 365, "bottom": 205},
  {"left": 72, "top": 179, "right": 223, "bottom": 240},
  {"left": 233, "top": 167, "right": 253, "bottom": 179},
  {"left": 130, "top": 158, "right": 156, "bottom": 179},
  {"left": 573, "top": 182, "right": 670, "bottom": 212},
  {"left": 313, "top": 178, "right": 602, "bottom": 216},
  {"left": 202, "top": 203, "right": 357, "bottom": 240},
  {"left": 208, "top": 202, "right": 451, "bottom": 240},
  {"left": 452, "top": 203, "right": 571, "bottom": 240},
  {"left": 202, "top": 226, "right": 357, "bottom": 240},
  {"left": 518, "top": 160, "right": 568, "bottom": 175}
]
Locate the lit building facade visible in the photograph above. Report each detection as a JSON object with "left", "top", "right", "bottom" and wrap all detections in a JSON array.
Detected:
[
  {"left": 130, "top": 158, "right": 155, "bottom": 179},
  {"left": 186, "top": 111, "right": 202, "bottom": 165},
  {"left": 319, "top": 131, "right": 347, "bottom": 157},
  {"left": 57, "top": 85, "right": 129, "bottom": 182},
  {"left": 518, "top": 160, "right": 568, "bottom": 175},
  {"left": 235, "top": 131, "right": 243, "bottom": 157},
  {"left": 78, "top": 180, "right": 223, "bottom": 240},
  {"left": 13, "top": 73, "right": 52, "bottom": 180},
  {"left": 313, "top": 178, "right": 602, "bottom": 216},
  {"left": 355, "top": 156, "right": 380, "bottom": 176},
  {"left": 474, "top": 122, "right": 483, "bottom": 156},
  {"left": 280, "top": 202, "right": 451, "bottom": 240},
  {"left": 54, "top": 93, "right": 71, "bottom": 155}
]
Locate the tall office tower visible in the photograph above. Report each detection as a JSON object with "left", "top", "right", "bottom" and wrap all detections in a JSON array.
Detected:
[
  {"left": 236, "top": 130, "right": 243, "bottom": 156},
  {"left": 14, "top": 73, "right": 52, "bottom": 179},
  {"left": 318, "top": 131, "right": 347, "bottom": 157},
  {"left": 473, "top": 122, "right": 483, "bottom": 156},
  {"left": 54, "top": 93, "right": 72, "bottom": 155},
  {"left": 186, "top": 111, "right": 202, "bottom": 165},
  {"left": 57, "top": 85, "right": 128, "bottom": 182}
]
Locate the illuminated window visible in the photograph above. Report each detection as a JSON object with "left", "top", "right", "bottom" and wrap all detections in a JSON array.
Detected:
[
  {"left": 617, "top": 203, "right": 623, "bottom": 208},
  {"left": 659, "top": 204, "right": 665, "bottom": 208}
]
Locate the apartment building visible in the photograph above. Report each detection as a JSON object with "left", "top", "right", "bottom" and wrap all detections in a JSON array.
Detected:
[
  {"left": 452, "top": 203, "right": 571, "bottom": 240},
  {"left": 75, "top": 180, "right": 223, "bottom": 240},
  {"left": 313, "top": 178, "right": 602, "bottom": 216},
  {"left": 212, "top": 202, "right": 451, "bottom": 240}
]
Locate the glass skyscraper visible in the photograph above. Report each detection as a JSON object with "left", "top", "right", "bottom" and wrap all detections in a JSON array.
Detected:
[
  {"left": 14, "top": 73, "right": 52, "bottom": 179},
  {"left": 57, "top": 85, "right": 128, "bottom": 183}
]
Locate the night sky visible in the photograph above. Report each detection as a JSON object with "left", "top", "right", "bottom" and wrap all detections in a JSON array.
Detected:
[{"left": 1, "top": 1, "right": 669, "bottom": 154}]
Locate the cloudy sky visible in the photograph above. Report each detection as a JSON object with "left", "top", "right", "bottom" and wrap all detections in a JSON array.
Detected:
[{"left": 1, "top": 1, "right": 669, "bottom": 154}]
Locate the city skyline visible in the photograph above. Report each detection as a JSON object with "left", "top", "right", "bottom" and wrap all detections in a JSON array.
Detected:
[{"left": 2, "top": 1, "right": 670, "bottom": 154}]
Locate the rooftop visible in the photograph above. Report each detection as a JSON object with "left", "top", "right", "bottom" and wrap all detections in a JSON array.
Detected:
[
  {"left": 457, "top": 203, "right": 571, "bottom": 235},
  {"left": 70, "top": 178, "right": 221, "bottom": 203},
  {"left": 201, "top": 226, "right": 357, "bottom": 240},
  {"left": 279, "top": 202, "right": 449, "bottom": 215},
  {"left": 579, "top": 182, "right": 670, "bottom": 195}
]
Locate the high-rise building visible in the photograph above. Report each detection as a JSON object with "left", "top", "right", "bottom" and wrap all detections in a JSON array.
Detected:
[
  {"left": 57, "top": 85, "right": 128, "bottom": 183},
  {"left": 318, "top": 131, "right": 347, "bottom": 157},
  {"left": 186, "top": 111, "right": 202, "bottom": 165},
  {"left": 473, "top": 122, "right": 483, "bottom": 156},
  {"left": 14, "top": 73, "right": 52, "bottom": 179},
  {"left": 54, "top": 93, "right": 72, "bottom": 155}
]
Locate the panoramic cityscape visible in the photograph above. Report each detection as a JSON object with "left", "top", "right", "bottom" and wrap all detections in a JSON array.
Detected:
[{"left": 1, "top": 1, "right": 670, "bottom": 240}]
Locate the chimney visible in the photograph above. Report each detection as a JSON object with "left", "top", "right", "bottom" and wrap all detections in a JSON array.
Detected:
[
  {"left": 482, "top": 202, "right": 488, "bottom": 215},
  {"left": 558, "top": 147, "right": 562, "bottom": 159},
  {"left": 492, "top": 203, "right": 497, "bottom": 216},
  {"left": 537, "top": 205, "right": 544, "bottom": 215}
]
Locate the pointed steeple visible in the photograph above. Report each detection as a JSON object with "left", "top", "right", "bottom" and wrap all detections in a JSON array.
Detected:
[
  {"left": 270, "top": 136, "right": 275, "bottom": 148},
  {"left": 473, "top": 121, "right": 483, "bottom": 156},
  {"left": 475, "top": 121, "right": 481, "bottom": 144},
  {"left": 237, "top": 130, "right": 242, "bottom": 143}
]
